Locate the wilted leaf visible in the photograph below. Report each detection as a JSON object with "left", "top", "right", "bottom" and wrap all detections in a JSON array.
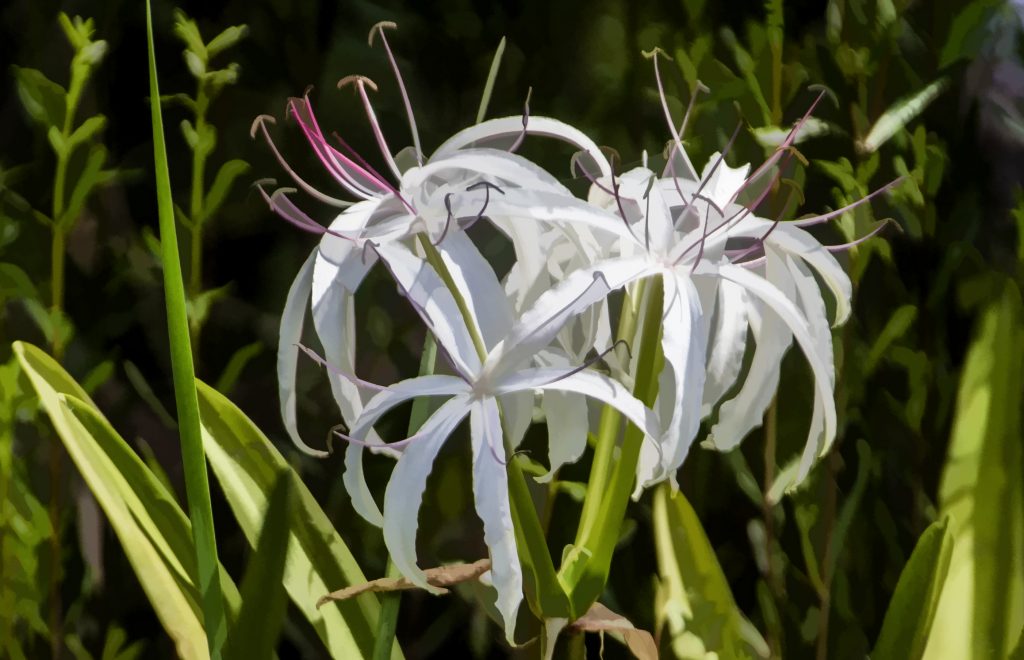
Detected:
[
  {"left": 317, "top": 559, "right": 492, "bottom": 607},
  {"left": 872, "top": 518, "right": 955, "bottom": 660},
  {"left": 569, "top": 602, "right": 658, "bottom": 660}
]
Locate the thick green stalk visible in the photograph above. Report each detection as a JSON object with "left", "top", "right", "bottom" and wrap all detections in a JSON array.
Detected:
[
  {"left": 145, "top": 3, "right": 227, "bottom": 657},
  {"left": 372, "top": 336, "right": 438, "bottom": 660},
  {"left": 573, "top": 279, "right": 646, "bottom": 543},
  {"left": 560, "top": 276, "right": 664, "bottom": 614}
]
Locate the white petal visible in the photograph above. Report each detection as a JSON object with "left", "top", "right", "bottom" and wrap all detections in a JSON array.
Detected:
[
  {"left": 374, "top": 241, "right": 483, "bottom": 378},
  {"left": 311, "top": 238, "right": 377, "bottom": 434},
  {"left": 484, "top": 257, "right": 655, "bottom": 380},
  {"left": 484, "top": 190, "right": 641, "bottom": 245},
  {"left": 496, "top": 368, "right": 662, "bottom": 442},
  {"left": 382, "top": 395, "right": 473, "bottom": 592},
  {"left": 498, "top": 390, "right": 533, "bottom": 449},
  {"left": 432, "top": 116, "right": 612, "bottom": 178},
  {"left": 539, "top": 388, "right": 588, "bottom": 483},
  {"left": 343, "top": 375, "right": 469, "bottom": 526},
  {"left": 701, "top": 278, "right": 749, "bottom": 415},
  {"left": 409, "top": 149, "right": 569, "bottom": 195},
  {"left": 470, "top": 397, "right": 522, "bottom": 642},
  {"left": 728, "top": 219, "right": 853, "bottom": 325},
  {"left": 700, "top": 153, "right": 751, "bottom": 209},
  {"left": 277, "top": 249, "right": 329, "bottom": 457},
  {"left": 436, "top": 231, "right": 513, "bottom": 351},
  {"left": 785, "top": 255, "right": 835, "bottom": 387},
  {"left": 707, "top": 256, "right": 793, "bottom": 451},
  {"left": 719, "top": 263, "right": 837, "bottom": 457},
  {"left": 638, "top": 271, "right": 706, "bottom": 493}
]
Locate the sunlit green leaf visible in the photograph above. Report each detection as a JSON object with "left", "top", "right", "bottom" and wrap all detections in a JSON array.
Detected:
[
  {"left": 653, "top": 485, "right": 769, "bottom": 659},
  {"left": 13, "top": 341, "right": 240, "bottom": 660},
  {"left": 873, "top": 517, "right": 954, "bottom": 660},
  {"left": 224, "top": 469, "right": 292, "bottom": 660},
  {"left": 206, "top": 25, "right": 248, "bottom": 60},
  {"left": 923, "top": 283, "right": 1024, "bottom": 659},
  {"left": 859, "top": 79, "right": 948, "bottom": 154},
  {"left": 195, "top": 380, "right": 400, "bottom": 659}
]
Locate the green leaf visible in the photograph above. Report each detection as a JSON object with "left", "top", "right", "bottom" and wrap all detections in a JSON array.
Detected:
[
  {"left": 181, "top": 119, "right": 199, "bottom": 150},
  {"left": 213, "top": 342, "right": 263, "bottom": 395},
  {"left": 652, "top": 486, "right": 769, "bottom": 659},
  {"left": 48, "top": 126, "right": 67, "bottom": 157},
  {"left": 202, "top": 159, "right": 249, "bottom": 224},
  {"left": 923, "top": 282, "right": 1024, "bottom": 659},
  {"left": 865, "top": 305, "right": 917, "bottom": 375},
  {"left": 146, "top": 2, "right": 228, "bottom": 656},
  {"left": 206, "top": 25, "right": 249, "bottom": 60},
  {"left": 0, "top": 262, "right": 38, "bottom": 302},
  {"left": 476, "top": 37, "right": 506, "bottom": 124},
  {"left": 66, "top": 115, "right": 107, "bottom": 153},
  {"left": 872, "top": 518, "right": 955, "bottom": 660},
  {"left": 859, "top": 78, "right": 948, "bottom": 154},
  {"left": 11, "top": 66, "right": 67, "bottom": 128},
  {"left": 195, "top": 381, "right": 400, "bottom": 659},
  {"left": 12, "top": 341, "right": 240, "bottom": 659},
  {"left": 60, "top": 143, "right": 111, "bottom": 230},
  {"left": 938, "top": 0, "right": 1002, "bottom": 69},
  {"left": 173, "top": 10, "right": 207, "bottom": 62},
  {"left": 224, "top": 469, "right": 292, "bottom": 660}
]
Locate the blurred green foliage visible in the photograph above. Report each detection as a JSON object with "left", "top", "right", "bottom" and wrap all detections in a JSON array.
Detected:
[{"left": 0, "top": 0, "right": 1023, "bottom": 657}]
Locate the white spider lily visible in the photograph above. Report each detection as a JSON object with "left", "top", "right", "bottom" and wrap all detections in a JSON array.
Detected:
[
  {"left": 259, "top": 24, "right": 615, "bottom": 457},
  {"left": 337, "top": 242, "right": 662, "bottom": 641}
]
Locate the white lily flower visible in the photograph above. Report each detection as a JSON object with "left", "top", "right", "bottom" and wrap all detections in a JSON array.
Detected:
[
  {"left": 258, "top": 24, "right": 616, "bottom": 457},
  {"left": 337, "top": 241, "right": 662, "bottom": 641}
]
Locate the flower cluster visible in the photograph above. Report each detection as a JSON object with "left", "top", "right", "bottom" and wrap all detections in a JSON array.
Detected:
[{"left": 256, "top": 24, "right": 892, "bottom": 640}]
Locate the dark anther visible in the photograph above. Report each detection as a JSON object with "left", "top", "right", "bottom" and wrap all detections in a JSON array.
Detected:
[{"left": 434, "top": 192, "right": 456, "bottom": 246}]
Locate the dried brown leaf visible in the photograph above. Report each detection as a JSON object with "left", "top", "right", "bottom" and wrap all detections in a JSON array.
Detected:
[
  {"left": 570, "top": 602, "right": 658, "bottom": 660},
  {"left": 316, "top": 558, "right": 491, "bottom": 608}
]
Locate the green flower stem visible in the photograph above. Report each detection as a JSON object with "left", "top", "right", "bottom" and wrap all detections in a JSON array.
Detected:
[
  {"left": 372, "top": 335, "right": 438, "bottom": 660},
  {"left": 559, "top": 276, "right": 664, "bottom": 614},
  {"left": 146, "top": 3, "right": 227, "bottom": 657},
  {"left": 416, "top": 236, "right": 569, "bottom": 619},
  {"left": 573, "top": 278, "right": 647, "bottom": 543}
]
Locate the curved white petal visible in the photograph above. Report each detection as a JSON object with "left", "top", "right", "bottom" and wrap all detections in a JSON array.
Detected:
[
  {"left": 312, "top": 238, "right": 377, "bottom": 435},
  {"left": 408, "top": 149, "right": 569, "bottom": 195},
  {"left": 701, "top": 278, "right": 749, "bottom": 415},
  {"left": 727, "top": 219, "right": 853, "bottom": 325},
  {"left": 432, "top": 116, "right": 612, "bottom": 178},
  {"left": 719, "top": 263, "right": 837, "bottom": 459},
  {"left": 498, "top": 390, "right": 533, "bottom": 450},
  {"left": 637, "top": 271, "right": 706, "bottom": 493},
  {"left": 436, "top": 231, "right": 513, "bottom": 351},
  {"left": 700, "top": 153, "right": 751, "bottom": 209},
  {"left": 374, "top": 241, "right": 483, "bottom": 379},
  {"left": 484, "top": 257, "right": 655, "bottom": 381},
  {"left": 539, "top": 388, "right": 589, "bottom": 483},
  {"left": 496, "top": 368, "right": 662, "bottom": 442},
  {"left": 277, "top": 249, "right": 329, "bottom": 457},
  {"left": 484, "top": 190, "right": 642, "bottom": 245},
  {"left": 786, "top": 254, "right": 835, "bottom": 387},
  {"left": 343, "top": 375, "right": 469, "bottom": 526},
  {"left": 470, "top": 397, "right": 522, "bottom": 642},
  {"left": 707, "top": 255, "right": 793, "bottom": 451},
  {"left": 382, "top": 395, "right": 473, "bottom": 593}
]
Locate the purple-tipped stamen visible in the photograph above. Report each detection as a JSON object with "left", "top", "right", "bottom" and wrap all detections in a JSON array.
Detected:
[
  {"left": 662, "top": 81, "right": 707, "bottom": 179},
  {"left": 791, "top": 178, "right": 904, "bottom": 227},
  {"left": 823, "top": 218, "right": 897, "bottom": 252},
  {"left": 434, "top": 192, "right": 456, "bottom": 246},
  {"left": 256, "top": 182, "right": 356, "bottom": 240},
  {"left": 251, "top": 115, "right": 352, "bottom": 208},
  {"left": 541, "top": 339, "right": 633, "bottom": 386},
  {"left": 726, "top": 186, "right": 800, "bottom": 264},
  {"left": 338, "top": 75, "right": 404, "bottom": 182},
  {"left": 646, "top": 47, "right": 698, "bottom": 181},
  {"left": 296, "top": 342, "right": 387, "bottom": 392},
  {"left": 368, "top": 22, "right": 424, "bottom": 166}
]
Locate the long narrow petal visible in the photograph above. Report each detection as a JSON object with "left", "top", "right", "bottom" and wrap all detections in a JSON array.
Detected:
[
  {"left": 436, "top": 231, "right": 514, "bottom": 351},
  {"left": 727, "top": 219, "right": 853, "bottom": 325},
  {"left": 638, "top": 271, "right": 705, "bottom": 492},
  {"left": 539, "top": 388, "right": 588, "bottom": 482},
  {"left": 484, "top": 257, "right": 655, "bottom": 380},
  {"left": 343, "top": 375, "right": 469, "bottom": 526},
  {"left": 707, "top": 255, "right": 793, "bottom": 451},
  {"left": 785, "top": 254, "right": 835, "bottom": 387},
  {"left": 277, "top": 249, "right": 329, "bottom": 457},
  {"left": 701, "top": 278, "right": 749, "bottom": 414},
  {"left": 374, "top": 241, "right": 483, "bottom": 378},
  {"left": 470, "top": 397, "right": 522, "bottom": 642},
  {"left": 719, "top": 263, "right": 838, "bottom": 456},
  {"left": 432, "top": 116, "right": 612, "bottom": 178},
  {"left": 408, "top": 149, "right": 569, "bottom": 195},
  {"left": 383, "top": 395, "right": 473, "bottom": 591},
  {"left": 312, "top": 236, "right": 377, "bottom": 433},
  {"left": 484, "top": 190, "right": 641, "bottom": 245},
  {"left": 496, "top": 368, "right": 662, "bottom": 442}
]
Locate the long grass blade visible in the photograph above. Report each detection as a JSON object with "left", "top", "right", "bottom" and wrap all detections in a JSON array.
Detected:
[{"left": 145, "top": 2, "right": 227, "bottom": 656}]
